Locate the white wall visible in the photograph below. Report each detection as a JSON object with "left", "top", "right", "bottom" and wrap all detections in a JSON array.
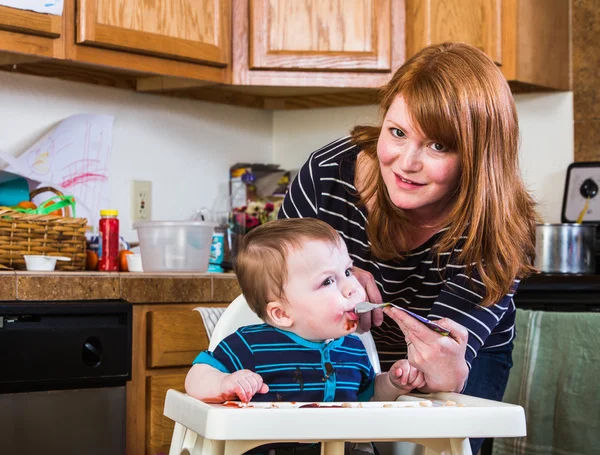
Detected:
[
  {"left": 0, "top": 72, "right": 274, "bottom": 241},
  {"left": 273, "top": 92, "right": 574, "bottom": 223},
  {"left": 0, "top": 71, "right": 573, "bottom": 247}
]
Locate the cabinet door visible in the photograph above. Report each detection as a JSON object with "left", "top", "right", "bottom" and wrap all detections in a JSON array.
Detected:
[
  {"left": 407, "top": 0, "right": 501, "bottom": 65},
  {"left": 147, "top": 307, "right": 227, "bottom": 368},
  {"left": 0, "top": 5, "right": 63, "bottom": 58},
  {"left": 77, "top": 0, "right": 230, "bottom": 67},
  {"left": 147, "top": 374, "right": 186, "bottom": 455},
  {"left": 250, "top": 0, "right": 391, "bottom": 71}
]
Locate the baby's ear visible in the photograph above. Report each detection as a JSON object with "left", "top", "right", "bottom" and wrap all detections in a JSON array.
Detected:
[{"left": 266, "top": 301, "right": 293, "bottom": 328}]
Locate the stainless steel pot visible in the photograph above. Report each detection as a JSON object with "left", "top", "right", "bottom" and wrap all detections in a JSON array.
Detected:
[{"left": 535, "top": 223, "right": 597, "bottom": 274}]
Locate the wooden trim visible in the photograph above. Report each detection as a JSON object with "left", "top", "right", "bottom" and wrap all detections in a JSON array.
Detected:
[
  {"left": 0, "top": 53, "right": 43, "bottom": 66},
  {"left": 81, "top": 23, "right": 227, "bottom": 66},
  {"left": 126, "top": 305, "right": 147, "bottom": 455},
  {"left": 233, "top": 0, "right": 404, "bottom": 87},
  {"left": 0, "top": 5, "right": 61, "bottom": 38},
  {"left": 77, "top": 0, "right": 96, "bottom": 43},
  {"left": 136, "top": 76, "right": 216, "bottom": 92},
  {"left": 249, "top": 0, "right": 391, "bottom": 71}
]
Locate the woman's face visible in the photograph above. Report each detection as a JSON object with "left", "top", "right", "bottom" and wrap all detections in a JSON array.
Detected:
[{"left": 376, "top": 96, "right": 461, "bottom": 226}]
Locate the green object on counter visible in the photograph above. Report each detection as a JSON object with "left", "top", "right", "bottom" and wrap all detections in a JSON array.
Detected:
[
  {"left": 11, "top": 195, "right": 77, "bottom": 217},
  {"left": 493, "top": 309, "right": 600, "bottom": 455}
]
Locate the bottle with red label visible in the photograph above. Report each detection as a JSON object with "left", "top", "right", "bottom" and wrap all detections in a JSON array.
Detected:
[{"left": 98, "top": 209, "right": 119, "bottom": 271}]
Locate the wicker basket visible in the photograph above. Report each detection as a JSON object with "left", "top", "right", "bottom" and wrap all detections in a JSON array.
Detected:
[{"left": 0, "top": 187, "right": 87, "bottom": 271}]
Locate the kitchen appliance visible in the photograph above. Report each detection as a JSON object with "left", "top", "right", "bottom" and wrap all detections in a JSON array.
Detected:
[
  {"left": 535, "top": 162, "right": 600, "bottom": 274},
  {"left": 535, "top": 223, "right": 596, "bottom": 274},
  {"left": 0, "top": 302, "right": 132, "bottom": 455}
]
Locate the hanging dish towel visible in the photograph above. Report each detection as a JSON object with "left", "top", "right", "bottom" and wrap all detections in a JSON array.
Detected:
[
  {"left": 493, "top": 309, "right": 600, "bottom": 455},
  {"left": 193, "top": 307, "right": 227, "bottom": 340}
]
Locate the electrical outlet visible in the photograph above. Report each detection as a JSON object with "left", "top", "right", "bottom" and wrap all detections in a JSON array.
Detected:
[{"left": 132, "top": 180, "right": 152, "bottom": 222}]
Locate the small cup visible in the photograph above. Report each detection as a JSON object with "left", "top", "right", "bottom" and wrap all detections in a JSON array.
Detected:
[
  {"left": 24, "top": 255, "right": 71, "bottom": 271},
  {"left": 126, "top": 253, "right": 144, "bottom": 272}
]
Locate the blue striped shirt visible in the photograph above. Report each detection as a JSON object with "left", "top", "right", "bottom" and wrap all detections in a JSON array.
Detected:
[
  {"left": 194, "top": 323, "right": 376, "bottom": 402},
  {"left": 278, "top": 137, "right": 517, "bottom": 371}
]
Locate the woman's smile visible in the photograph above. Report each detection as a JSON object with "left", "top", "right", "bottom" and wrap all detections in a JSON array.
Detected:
[{"left": 394, "top": 172, "right": 425, "bottom": 190}]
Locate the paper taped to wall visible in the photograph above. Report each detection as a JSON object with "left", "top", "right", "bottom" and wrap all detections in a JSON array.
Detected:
[
  {"left": 0, "top": 113, "right": 115, "bottom": 228},
  {"left": 0, "top": 0, "right": 63, "bottom": 15}
]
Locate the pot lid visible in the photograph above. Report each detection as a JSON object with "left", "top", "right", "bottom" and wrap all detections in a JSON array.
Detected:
[{"left": 562, "top": 162, "right": 600, "bottom": 223}]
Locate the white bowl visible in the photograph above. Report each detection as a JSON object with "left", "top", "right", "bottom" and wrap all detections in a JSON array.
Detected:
[
  {"left": 126, "top": 253, "right": 144, "bottom": 272},
  {"left": 24, "top": 255, "right": 71, "bottom": 271}
]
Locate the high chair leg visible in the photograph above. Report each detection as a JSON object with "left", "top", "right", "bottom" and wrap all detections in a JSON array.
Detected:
[
  {"left": 168, "top": 423, "right": 226, "bottom": 455},
  {"left": 320, "top": 441, "right": 345, "bottom": 455},
  {"left": 419, "top": 438, "right": 471, "bottom": 455}
]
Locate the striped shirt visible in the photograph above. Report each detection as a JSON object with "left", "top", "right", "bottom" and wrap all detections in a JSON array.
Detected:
[
  {"left": 194, "top": 323, "right": 376, "bottom": 402},
  {"left": 279, "top": 137, "right": 517, "bottom": 371}
]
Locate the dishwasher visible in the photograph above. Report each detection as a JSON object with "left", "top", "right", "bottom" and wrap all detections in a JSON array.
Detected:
[{"left": 0, "top": 301, "right": 132, "bottom": 455}]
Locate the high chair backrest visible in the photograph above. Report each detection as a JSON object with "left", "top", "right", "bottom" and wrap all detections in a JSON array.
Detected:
[{"left": 209, "top": 294, "right": 381, "bottom": 374}]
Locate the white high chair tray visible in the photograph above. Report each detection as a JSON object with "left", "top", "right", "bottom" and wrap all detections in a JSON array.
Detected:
[{"left": 164, "top": 390, "right": 526, "bottom": 442}]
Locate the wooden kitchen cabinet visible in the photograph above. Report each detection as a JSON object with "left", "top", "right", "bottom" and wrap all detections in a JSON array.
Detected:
[
  {"left": 0, "top": 4, "right": 63, "bottom": 61},
  {"left": 65, "top": 0, "right": 230, "bottom": 83},
  {"left": 225, "top": 0, "right": 405, "bottom": 97},
  {"left": 405, "top": 0, "right": 570, "bottom": 90},
  {"left": 128, "top": 303, "right": 228, "bottom": 455},
  {"left": 76, "top": 0, "right": 229, "bottom": 68}
]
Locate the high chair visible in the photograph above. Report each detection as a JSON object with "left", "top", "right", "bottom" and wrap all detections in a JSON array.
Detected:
[{"left": 164, "top": 295, "right": 526, "bottom": 455}]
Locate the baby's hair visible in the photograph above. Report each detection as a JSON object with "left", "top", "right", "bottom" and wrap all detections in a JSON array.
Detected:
[{"left": 235, "top": 217, "right": 341, "bottom": 320}]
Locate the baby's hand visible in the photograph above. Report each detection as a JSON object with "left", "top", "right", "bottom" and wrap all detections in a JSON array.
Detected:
[
  {"left": 388, "top": 359, "right": 426, "bottom": 394},
  {"left": 220, "top": 370, "right": 269, "bottom": 403}
]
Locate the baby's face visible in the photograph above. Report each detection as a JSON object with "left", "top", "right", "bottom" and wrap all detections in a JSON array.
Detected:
[{"left": 281, "top": 239, "right": 366, "bottom": 341}]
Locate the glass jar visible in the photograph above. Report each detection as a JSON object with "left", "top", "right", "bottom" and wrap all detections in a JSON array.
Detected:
[{"left": 98, "top": 209, "right": 119, "bottom": 271}]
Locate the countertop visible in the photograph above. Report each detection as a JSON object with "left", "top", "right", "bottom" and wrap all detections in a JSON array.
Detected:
[{"left": 0, "top": 271, "right": 241, "bottom": 303}]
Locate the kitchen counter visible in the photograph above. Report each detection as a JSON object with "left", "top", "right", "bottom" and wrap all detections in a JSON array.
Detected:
[{"left": 0, "top": 271, "right": 241, "bottom": 303}]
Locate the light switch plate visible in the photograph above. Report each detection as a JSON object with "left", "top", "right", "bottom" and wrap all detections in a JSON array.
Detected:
[{"left": 132, "top": 180, "right": 152, "bottom": 222}]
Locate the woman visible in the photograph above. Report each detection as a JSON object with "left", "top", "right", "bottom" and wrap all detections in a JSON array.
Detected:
[{"left": 278, "top": 42, "right": 537, "bottom": 453}]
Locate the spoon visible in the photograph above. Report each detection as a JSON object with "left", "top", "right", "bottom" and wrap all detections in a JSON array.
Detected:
[{"left": 354, "top": 301, "right": 450, "bottom": 336}]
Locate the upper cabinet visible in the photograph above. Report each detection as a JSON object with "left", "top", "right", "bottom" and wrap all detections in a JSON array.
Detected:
[
  {"left": 0, "top": 0, "right": 571, "bottom": 109},
  {"left": 0, "top": 4, "right": 63, "bottom": 60},
  {"left": 231, "top": 0, "right": 404, "bottom": 89},
  {"left": 65, "top": 0, "right": 230, "bottom": 83},
  {"left": 76, "top": 0, "right": 230, "bottom": 67},
  {"left": 406, "top": 0, "right": 570, "bottom": 91},
  {"left": 249, "top": 0, "right": 391, "bottom": 72}
]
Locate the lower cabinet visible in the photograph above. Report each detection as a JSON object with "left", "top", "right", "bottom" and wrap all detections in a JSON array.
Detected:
[
  {"left": 127, "top": 303, "right": 228, "bottom": 455},
  {"left": 147, "top": 374, "right": 188, "bottom": 454}
]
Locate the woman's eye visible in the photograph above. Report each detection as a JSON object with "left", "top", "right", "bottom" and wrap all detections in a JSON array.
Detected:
[
  {"left": 345, "top": 268, "right": 353, "bottom": 277},
  {"left": 322, "top": 277, "right": 333, "bottom": 286},
  {"left": 430, "top": 142, "right": 446, "bottom": 152},
  {"left": 390, "top": 128, "right": 406, "bottom": 138}
]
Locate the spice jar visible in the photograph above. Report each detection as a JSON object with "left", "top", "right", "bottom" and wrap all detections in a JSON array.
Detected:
[{"left": 98, "top": 209, "right": 119, "bottom": 271}]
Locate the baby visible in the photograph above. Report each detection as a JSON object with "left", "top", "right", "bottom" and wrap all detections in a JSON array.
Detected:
[{"left": 185, "top": 217, "right": 425, "bottom": 403}]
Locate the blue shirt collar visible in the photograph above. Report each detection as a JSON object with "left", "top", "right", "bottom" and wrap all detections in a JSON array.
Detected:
[{"left": 273, "top": 327, "right": 345, "bottom": 350}]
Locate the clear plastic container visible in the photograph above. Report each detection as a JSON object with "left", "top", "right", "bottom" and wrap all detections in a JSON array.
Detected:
[{"left": 133, "top": 220, "right": 217, "bottom": 272}]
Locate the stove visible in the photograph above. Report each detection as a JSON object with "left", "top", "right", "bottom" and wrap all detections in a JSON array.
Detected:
[{"left": 515, "top": 273, "right": 600, "bottom": 312}]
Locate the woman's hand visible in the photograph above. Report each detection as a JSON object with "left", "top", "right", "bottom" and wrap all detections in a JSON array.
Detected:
[
  {"left": 220, "top": 370, "right": 269, "bottom": 403},
  {"left": 353, "top": 266, "right": 384, "bottom": 331},
  {"left": 383, "top": 307, "right": 470, "bottom": 393}
]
